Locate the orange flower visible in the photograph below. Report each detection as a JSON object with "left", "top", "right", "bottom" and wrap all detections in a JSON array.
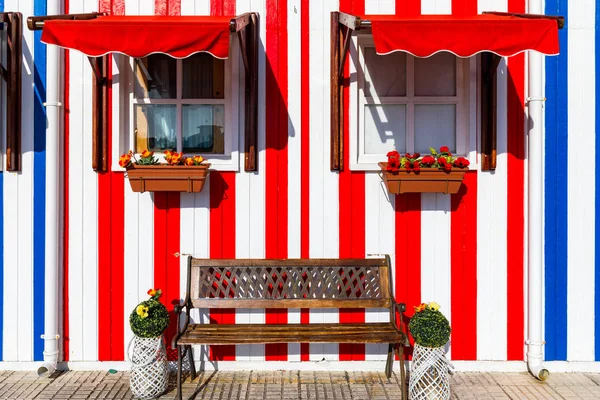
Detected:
[
  {"left": 164, "top": 150, "right": 173, "bottom": 158},
  {"left": 414, "top": 303, "right": 427, "bottom": 312},
  {"left": 147, "top": 288, "right": 157, "bottom": 297},
  {"left": 184, "top": 157, "right": 194, "bottom": 166},
  {"left": 193, "top": 155, "right": 204, "bottom": 165},
  {"left": 141, "top": 150, "right": 153, "bottom": 158},
  {"left": 118, "top": 153, "right": 132, "bottom": 168}
]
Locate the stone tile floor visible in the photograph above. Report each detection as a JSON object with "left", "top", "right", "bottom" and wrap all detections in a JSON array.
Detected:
[{"left": 0, "top": 370, "right": 599, "bottom": 399}]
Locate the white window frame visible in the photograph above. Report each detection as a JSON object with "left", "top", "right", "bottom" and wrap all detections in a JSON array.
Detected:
[
  {"left": 349, "top": 34, "right": 478, "bottom": 171},
  {"left": 116, "top": 36, "right": 241, "bottom": 172}
]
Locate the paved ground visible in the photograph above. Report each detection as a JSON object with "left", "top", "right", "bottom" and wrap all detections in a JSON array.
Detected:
[{"left": 0, "top": 370, "right": 599, "bottom": 399}]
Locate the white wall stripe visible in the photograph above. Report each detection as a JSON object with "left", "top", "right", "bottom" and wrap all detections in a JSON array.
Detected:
[
  {"left": 287, "top": 0, "right": 303, "bottom": 362},
  {"left": 309, "top": 0, "right": 339, "bottom": 361},
  {"left": 234, "top": 0, "right": 267, "bottom": 363},
  {"left": 364, "top": 0, "right": 395, "bottom": 14},
  {"left": 566, "top": 0, "right": 596, "bottom": 362},
  {"left": 421, "top": 0, "right": 451, "bottom": 15}
]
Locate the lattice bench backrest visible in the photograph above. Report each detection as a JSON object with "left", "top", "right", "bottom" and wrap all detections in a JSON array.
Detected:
[{"left": 186, "top": 257, "right": 393, "bottom": 309}]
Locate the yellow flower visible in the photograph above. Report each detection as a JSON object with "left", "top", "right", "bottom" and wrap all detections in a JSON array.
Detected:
[
  {"left": 184, "top": 157, "right": 194, "bottom": 166},
  {"left": 428, "top": 302, "right": 440, "bottom": 311},
  {"left": 193, "top": 155, "right": 204, "bottom": 165},
  {"left": 136, "top": 304, "right": 149, "bottom": 319},
  {"left": 141, "top": 150, "right": 153, "bottom": 159}
]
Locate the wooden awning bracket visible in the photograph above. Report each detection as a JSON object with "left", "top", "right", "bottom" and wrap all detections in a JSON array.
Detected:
[
  {"left": 238, "top": 13, "right": 259, "bottom": 172},
  {"left": 1, "top": 12, "right": 23, "bottom": 172},
  {"left": 482, "top": 11, "right": 565, "bottom": 29}
]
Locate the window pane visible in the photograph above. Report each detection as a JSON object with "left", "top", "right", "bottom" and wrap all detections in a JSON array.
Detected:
[
  {"left": 414, "top": 105, "right": 456, "bottom": 154},
  {"left": 414, "top": 53, "right": 456, "bottom": 96},
  {"left": 134, "top": 105, "right": 177, "bottom": 152},
  {"left": 363, "top": 47, "right": 406, "bottom": 97},
  {"left": 364, "top": 104, "right": 406, "bottom": 154},
  {"left": 183, "top": 53, "right": 225, "bottom": 99},
  {"left": 182, "top": 105, "right": 225, "bottom": 154},
  {"left": 134, "top": 55, "right": 176, "bottom": 99}
]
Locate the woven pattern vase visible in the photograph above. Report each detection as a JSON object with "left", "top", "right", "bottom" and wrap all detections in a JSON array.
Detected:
[
  {"left": 128, "top": 335, "right": 168, "bottom": 399},
  {"left": 409, "top": 343, "right": 450, "bottom": 400}
]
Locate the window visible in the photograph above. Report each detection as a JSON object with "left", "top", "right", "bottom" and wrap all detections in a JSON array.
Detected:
[
  {"left": 122, "top": 45, "right": 240, "bottom": 171},
  {"left": 349, "top": 37, "right": 475, "bottom": 171}
]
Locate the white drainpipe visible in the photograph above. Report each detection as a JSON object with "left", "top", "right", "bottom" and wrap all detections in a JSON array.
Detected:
[
  {"left": 38, "top": 0, "right": 63, "bottom": 378},
  {"left": 526, "top": 0, "right": 549, "bottom": 381}
]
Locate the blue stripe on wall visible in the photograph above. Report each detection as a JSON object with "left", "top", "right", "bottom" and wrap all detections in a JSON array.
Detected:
[
  {"left": 33, "top": 0, "right": 47, "bottom": 361},
  {"left": 596, "top": 0, "right": 600, "bottom": 362},
  {"left": 544, "top": 0, "right": 568, "bottom": 361},
  {"left": 0, "top": 0, "right": 4, "bottom": 362}
]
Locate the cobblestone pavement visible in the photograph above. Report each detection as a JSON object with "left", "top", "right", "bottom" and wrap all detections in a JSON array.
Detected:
[{"left": 0, "top": 370, "right": 599, "bottom": 399}]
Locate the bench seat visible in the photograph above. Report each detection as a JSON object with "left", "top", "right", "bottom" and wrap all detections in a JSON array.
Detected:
[{"left": 177, "top": 323, "right": 405, "bottom": 345}]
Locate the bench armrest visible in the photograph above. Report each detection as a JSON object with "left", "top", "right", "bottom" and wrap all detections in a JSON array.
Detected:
[
  {"left": 391, "top": 301, "right": 410, "bottom": 346},
  {"left": 171, "top": 303, "right": 191, "bottom": 349}
]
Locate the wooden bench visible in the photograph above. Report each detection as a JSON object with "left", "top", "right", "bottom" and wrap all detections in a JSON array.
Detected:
[{"left": 172, "top": 256, "right": 408, "bottom": 400}]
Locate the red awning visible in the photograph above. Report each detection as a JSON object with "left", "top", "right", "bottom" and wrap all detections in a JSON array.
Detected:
[
  {"left": 41, "top": 15, "right": 233, "bottom": 59},
  {"left": 363, "top": 14, "right": 560, "bottom": 57}
]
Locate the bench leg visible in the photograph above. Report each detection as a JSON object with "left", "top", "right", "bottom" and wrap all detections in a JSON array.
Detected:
[
  {"left": 385, "top": 344, "right": 394, "bottom": 379},
  {"left": 395, "top": 344, "right": 407, "bottom": 400},
  {"left": 176, "top": 346, "right": 183, "bottom": 400},
  {"left": 187, "top": 345, "right": 197, "bottom": 381}
]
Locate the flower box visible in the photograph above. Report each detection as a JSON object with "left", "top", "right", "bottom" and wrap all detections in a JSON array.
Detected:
[
  {"left": 378, "top": 162, "right": 466, "bottom": 194},
  {"left": 126, "top": 164, "right": 210, "bottom": 193}
]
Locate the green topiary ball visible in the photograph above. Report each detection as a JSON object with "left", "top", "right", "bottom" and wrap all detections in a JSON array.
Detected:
[
  {"left": 409, "top": 307, "right": 451, "bottom": 348},
  {"left": 129, "top": 298, "right": 170, "bottom": 338}
]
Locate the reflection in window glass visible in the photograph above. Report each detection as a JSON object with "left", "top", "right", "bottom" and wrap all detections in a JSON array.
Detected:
[
  {"left": 182, "top": 105, "right": 225, "bottom": 154},
  {"left": 134, "top": 55, "right": 177, "bottom": 99},
  {"left": 414, "top": 52, "right": 456, "bottom": 96},
  {"left": 134, "top": 105, "right": 177, "bottom": 152},
  {"left": 363, "top": 48, "right": 407, "bottom": 97},
  {"left": 414, "top": 104, "right": 456, "bottom": 154},
  {"left": 364, "top": 104, "right": 406, "bottom": 154},
  {"left": 183, "top": 54, "right": 225, "bottom": 99}
]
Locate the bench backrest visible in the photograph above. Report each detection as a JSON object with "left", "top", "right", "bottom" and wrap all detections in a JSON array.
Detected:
[{"left": 185, "top": 257, "right": 393, "bottom": 310}]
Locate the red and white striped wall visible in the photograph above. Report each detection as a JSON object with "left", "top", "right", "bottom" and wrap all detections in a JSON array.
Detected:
[{"left": 4, "top": 0, "right": 597, "bottom": 370}]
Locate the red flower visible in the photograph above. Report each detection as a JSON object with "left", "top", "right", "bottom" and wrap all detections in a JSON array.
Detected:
[
  {"left": 421, "top": 155, "right": 435, "bottom": 167},
  {"left": 443, "top": 162, "right": 452, "bottom": 171},
  {"left": 440, "top": 146, "right": 450, "bottom": 153},
  {"left": 405, "top": 153, "right": 420, "bottom": 160},
  {"left": 453, "top": 157, "right": 470, "bottom": 168},
  {"left": 387, "top": 150, "right": 400, "bottom": 160},
  {"left": 412, "top": 160, "right": 420, "bottom": 172},
  {"left": 438, "top": 157, "right": 446, "bottom": 165},
  {"left": 387, "top": 158, "right": 400, "bottom": 172}
]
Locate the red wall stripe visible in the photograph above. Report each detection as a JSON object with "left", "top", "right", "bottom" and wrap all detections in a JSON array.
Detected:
[
  {"left": 395, "top": 0, "right": 420, "bottom": 16},
  {"left": 155, "top": 0, "right": 180, "bottom": 16},
  {"left": 208, "top": 172, "right": 236, "bottom": 361},
  {"left": 506, "top": 0, "right": 526, "bottom": 361},
  {"left": 96, "top": 0, "right": 126, "bottom": 356},
  {"left": 62, "top": 0, "right": 70, "bottom": 362},
  {"left": 265, "top": 0, "right": 289, "bottom": 361},
  {"left": 452, "top": 0, "right": 478, "bottom": 16},
  {"left": 394, "top": 193, "right": 421, "bottom": 357},
  {"left": 338, "top": 0, "right": 366, "bottom": 362},
  {"left": 153, "top": 192, "right": 181, "bottom": 361},
  {"left": 207, "top": 0, "right": 237, "bottom": 363},
  {"left": 300, "top": 0, "right": 310, "bottom": 362},
  {"left": 450, "top": 172, "right": 478, "bottom": 360}
]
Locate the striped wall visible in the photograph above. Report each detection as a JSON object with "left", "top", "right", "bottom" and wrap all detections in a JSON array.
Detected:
[{"left": 0, "top": 0, "right": 597, "bottom": 366}]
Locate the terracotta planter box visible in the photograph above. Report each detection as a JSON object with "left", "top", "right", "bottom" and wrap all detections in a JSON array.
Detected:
[
  {"left": 378, "top": 162, "right": 466, "bottom": 194},
  {"left": 126, "top": 164, "right": 210, "bottom": 193}
]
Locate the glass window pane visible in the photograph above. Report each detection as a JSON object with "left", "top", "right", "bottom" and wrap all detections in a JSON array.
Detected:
[
  {"left": 414, "top": 104, "right": 456, "bottom": 154},
  {"left": 183, "top": 53, "right": 225, "bottom": 99},
  {"left": 182, "top": 105, "right": 225, "bottom": 154},
  {"left": 363, "top": 47, "right": 407, "bottom": 97},
  {"left": 134, "top": 55, "right": 176, "bottom": 99},
  {"left": 364, "top": 104, "right": 406, "bottom": 154},
  {"left": 134, "top": 105, "right": 177, "bottom": 152},
  {"left": 414, "top": 53, "right": 456, "bottom": 96}
]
